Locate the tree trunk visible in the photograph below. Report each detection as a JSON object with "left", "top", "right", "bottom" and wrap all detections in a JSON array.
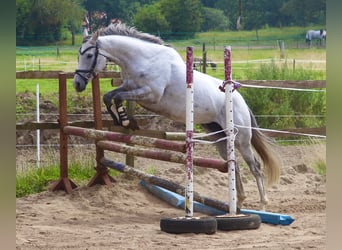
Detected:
[
  {"left": 255, "top": 29, "right": 259, "bottom": 40},
  {"left": 71, "top": 30, "right": 75, "bottom": 46}
]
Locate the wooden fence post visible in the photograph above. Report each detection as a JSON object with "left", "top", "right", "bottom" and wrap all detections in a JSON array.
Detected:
[
  {"left": 49, "top": 73, "right": 77, "bottom": 193},
  {"left": 87, "top": 75, "right": 115, "bottom": 187}
]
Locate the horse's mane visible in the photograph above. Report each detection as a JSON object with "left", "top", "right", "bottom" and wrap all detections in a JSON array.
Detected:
[{"left": 99, "top": 23, "right": 165, "bottom": 45}]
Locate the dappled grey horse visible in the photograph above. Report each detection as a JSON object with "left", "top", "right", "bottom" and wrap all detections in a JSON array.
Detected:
[{"left": 73, "top": 23, "right": 280, "bottom": 210}]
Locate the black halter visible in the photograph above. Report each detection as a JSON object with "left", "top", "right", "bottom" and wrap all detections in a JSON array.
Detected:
[{"left": 75, "top": 44, "right": 99, "bottom": 82}]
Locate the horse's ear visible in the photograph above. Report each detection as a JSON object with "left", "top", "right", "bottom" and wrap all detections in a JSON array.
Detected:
[
  {"left": 82, "top": 35, "right": 92, "bottom": 43},
  {"left": 90, "top": 31, "right": 99, "bottom": 45}
]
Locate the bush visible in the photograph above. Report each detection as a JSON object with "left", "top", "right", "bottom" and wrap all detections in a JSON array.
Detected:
[{"left": 240, "top": 60, "right": 326, "bottom": 129}]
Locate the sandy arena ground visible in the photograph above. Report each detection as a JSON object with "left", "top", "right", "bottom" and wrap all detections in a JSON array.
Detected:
[{"left": 16, "top": 142, "right": 326, "bottom": 250}]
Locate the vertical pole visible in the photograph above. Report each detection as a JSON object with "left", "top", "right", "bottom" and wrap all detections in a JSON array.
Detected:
[
  {"left": 92, "top": 76, "right": 104, "bottom": 166},
  {"left": 125, "top": 101, "right": 136, "bottom": 167},
  {"left": 59, "top": 73, "right": 68, "bottom": 179},
  {"left": 36, "top": 84, "right": 40, "bottom": 168},
  {"left": 202, "top": 43, "right": 206, "bottom": 74},
  {"left": 59, "top": 73, "right": 68, "bottom": 178},
  {"left": 49, "top": 73, "right": 77, "bottom": 193},
  {"left": 87, "top": 75, "right": 114, "bottom": 187},
  {"left": 224, "top": 46, "right": 237, "bottom": 215},
  {"left": 185, "top": 47, "right": 194, "bottom": 217}
]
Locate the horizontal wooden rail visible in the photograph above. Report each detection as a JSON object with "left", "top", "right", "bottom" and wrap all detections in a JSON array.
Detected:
[
  {"left": 16, "top": 70, "right": 120, "bottom": 79},
  {"left": 97, "top": 140, "right": 227, "bottom": 172},
  {"left": 238, "top": 80, "right": 325, "bottom": 89},
  {"left": 63, "top": 125, "right": 186, "bottom": 153},
  {"left": 16, "top": 71, "right": 325, "bottom": 89},
  {"left": 16, "top": 120, "right": 326, "bottom": 138}
]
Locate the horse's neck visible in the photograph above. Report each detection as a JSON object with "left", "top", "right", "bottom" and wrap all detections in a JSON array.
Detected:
[{"left": 98, "top": 36, "right": 157, "bottom": 70}]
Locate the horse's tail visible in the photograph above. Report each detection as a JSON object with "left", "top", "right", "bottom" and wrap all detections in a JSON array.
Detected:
[{"left": 249, "top": 110, "right": 281, "bottom": 186}]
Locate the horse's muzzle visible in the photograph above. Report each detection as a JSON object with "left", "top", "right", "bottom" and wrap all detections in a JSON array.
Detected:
[{"left": 73, "top": 75, "right": 87, "bottom": 92}]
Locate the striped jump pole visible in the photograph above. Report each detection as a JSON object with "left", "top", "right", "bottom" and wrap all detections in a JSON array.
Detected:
[
  {"left": 215, "top": 46, "right": 261, "bottom": 231},
  {"left": 224, "top": 46, "right": 237, "bottom": 215},
  {"left": 185, "top": 46, "right": 195, "bottom": 217}
]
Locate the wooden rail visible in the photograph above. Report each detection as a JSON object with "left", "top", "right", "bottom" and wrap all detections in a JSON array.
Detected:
[
  {"left": 16, "top": 71, "right": 326, "bottom": 89},
  {"left": 16, "top": 70, "right": 120, "bottom": 79},
  {"left": 16, "top": 120, "right": 326, "bottom": 138}
]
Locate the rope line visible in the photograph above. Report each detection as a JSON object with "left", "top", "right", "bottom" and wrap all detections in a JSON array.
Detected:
[
  {"left": 192, "top": 124, "right": 325, "bottom": 145},
  {"left": 232, "top": 80, "right": 325, "bottom": 92}
]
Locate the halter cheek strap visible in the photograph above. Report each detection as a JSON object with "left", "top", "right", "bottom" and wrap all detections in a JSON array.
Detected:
[{"left": 75, "top": 44, "right": 99, "bottom": 82}]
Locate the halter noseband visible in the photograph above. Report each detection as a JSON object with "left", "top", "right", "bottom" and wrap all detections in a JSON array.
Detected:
[{"left": 75, "top": 44, "right": 99, "bottom": 82}]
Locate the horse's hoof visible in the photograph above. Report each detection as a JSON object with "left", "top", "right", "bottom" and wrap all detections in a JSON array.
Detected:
[
  {"left": 123, "top": 118, "right": 139, "bottom": 131},
  {"left": 218, "top": 166, "right": 228, "bottom": 173}
]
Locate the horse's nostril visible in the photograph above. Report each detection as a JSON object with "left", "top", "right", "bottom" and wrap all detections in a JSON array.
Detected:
[{"left": 74, "top": 81, "right": 82, "bottom": 91}]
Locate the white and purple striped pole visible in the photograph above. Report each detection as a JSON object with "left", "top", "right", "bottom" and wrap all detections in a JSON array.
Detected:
[
  {"left": 185, "top": 46, "right": 194, "bottom": 217},
  {"left": 224, "top": 46, "right": 237, "bottom": 215}
]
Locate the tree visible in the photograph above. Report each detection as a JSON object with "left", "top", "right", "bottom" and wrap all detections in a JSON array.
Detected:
[
  {"left": 242, "top": 0, "right": 268, "bottom": 32},
  {"left": 16, "top": 0, "right": 33, "bottom": 39},
  {"left": 82, "top": 0, "right": 159, "bottom": 30},
  {"left": 134, "top": 3, "right": 171, "bottom": 36},
  {"left": 16, "top": 0, "right": 85, "bottom": 45},
  {"left": 201, "top": 7, "right": 229, "bottom": 31},
  {"left": 159, "top": 0, "right": 203, "bottom": 39},
  {"left": 280, "top": 0, "right": 326, "bottom": 26},
  {"left": 214, "top": 0, "right": 239, "bottom": 30},
  {"left": 65, "top": 0, "right": 86, "bottom": 45}
]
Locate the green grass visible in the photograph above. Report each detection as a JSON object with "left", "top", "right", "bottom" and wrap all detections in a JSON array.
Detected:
[
  {"left": 145, "top": 165, "right": 157, "bottom": 175},
  {"left": 313, "top": 158, "right": 326, "bottom": 176},
  {"left": 15, "top": 78, "right": 115, "bottom": 120},
  {"left": 16, "top": 162, "right": 120, "bottom": 198}
]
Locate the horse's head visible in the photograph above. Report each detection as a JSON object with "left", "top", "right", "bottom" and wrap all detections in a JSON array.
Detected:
[{"left": 74, "top": 31, "right": 107, "bottom": 92}]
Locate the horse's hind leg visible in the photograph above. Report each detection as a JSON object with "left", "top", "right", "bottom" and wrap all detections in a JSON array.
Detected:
[
  {"left": 235, "top": 162, "right": 246, "bottom": 209},
  {"left": 201, "top": 122, "right": 246, "bottom": 209},
  {"left": 237, "top": 144, "right": 268, "bottom": 211}
]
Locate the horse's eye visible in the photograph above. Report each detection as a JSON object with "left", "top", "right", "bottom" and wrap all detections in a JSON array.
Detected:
[{"left": 87, "top": 54, "right": 93, "bottom": 59}]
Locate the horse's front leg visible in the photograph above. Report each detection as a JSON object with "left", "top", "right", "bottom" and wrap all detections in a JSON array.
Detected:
[
  {"left": 103, "top": 87, "right": 126, "bottom": 125},
  {"left": 103, "top": 85, "right": 154, "bottom": 130}
]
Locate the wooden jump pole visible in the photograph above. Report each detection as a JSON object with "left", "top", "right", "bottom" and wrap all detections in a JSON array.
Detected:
[
  {"left": 96, "top": 140, "right": 227, "bottom": 172},
  {"left": 63, "top": 126, "right": 186, "bottom": 153},
  {"left": 49, "top": 73, "right": 77, "bottom": 193}
]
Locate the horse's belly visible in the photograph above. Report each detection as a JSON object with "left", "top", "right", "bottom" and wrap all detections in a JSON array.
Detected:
[{"left": 138, "top": 94, "right": 219, "bottom": 124}]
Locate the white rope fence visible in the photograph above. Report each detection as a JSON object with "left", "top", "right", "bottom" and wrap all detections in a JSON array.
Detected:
[
  {"left": 190, "top": 78, "right": 326, "bottom": 144},
  {"left": 232, "top": 80, "right": 326, "bottom": 92}
]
